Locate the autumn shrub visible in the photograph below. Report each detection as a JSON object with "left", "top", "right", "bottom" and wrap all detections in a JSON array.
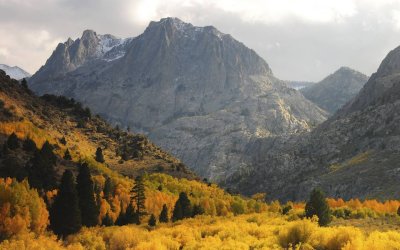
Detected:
[
  {"left": 0, "top": 178, "right": 49, "bottom": 240},
  {"left": 278, "top": 219, "right": 318, "bottom": 248}
]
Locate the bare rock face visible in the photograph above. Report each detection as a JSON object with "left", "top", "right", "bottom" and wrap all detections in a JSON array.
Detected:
[
  {"left": 301, "top": 67, "right": 368, "bottom": 114},
  {"left": 29, "top": 17, "right": 327, "bottom": 181},
  {"left": 230, "top": 45, "right": 400, "bottom": 201}
]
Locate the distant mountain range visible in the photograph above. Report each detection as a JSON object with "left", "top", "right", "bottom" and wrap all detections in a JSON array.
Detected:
[
  {"left": 28, "top": 17, "right": 327, "bottom": 181},
  {"left": 300, "top": 67, "right": 368, "bottom": 114},
  {"left": 0, "top": 64, "right": 31, "bottom": 80}
]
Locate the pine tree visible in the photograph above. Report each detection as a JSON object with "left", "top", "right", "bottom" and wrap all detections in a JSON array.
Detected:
[
  {"left": 95, "top": 147, "right": 105, "bottom": 163},
  {"left": 159, "top": 204, "right": 169, "bottom": 223},
  {"left": 172, "top": 192, "right": 192, "bottom": 221},
  {"left": 60, "top": 136, "right": 67, "bottom": 145},
  {"left": 50, "top": 170, "right": 81, "bottom": 237},
  {"left": 76, "top": 163, "right": 99, "bottom": 227},
  {"left": 28, "top": 141, "right": 57, "bottom": 190},
  {"left": 148, "top": 214, "right": 156, "bottom": 227},
  {"left": 397, "top": 206, "right": 400, "bottom": 217},
  {"left": 63, "top": 149, "right": 72, "bottom": 160},
  {"left": 125, "top": 202, "right": 139, "bottom": 224},
  {"left": 131, "top": 175, "right": 146, "bottom": 223},
  {"left": 172, "top": 201, "right": 183, "bottom": 222},
  {"left": 23, "top": 137, "right": 37, "bottom": 152},
  {"left": 102, "top": 213, "right": 114, "bottom": 226},
  {"left": 115, "top": 202, "right": 126, "bottom": 226},
  {"left": 21, "top": 78, "right": 28, "bottom": 89},
  {"left": 305, "top": 188, "right": 331, "bottom": 226},
  {"left": 103, "top": 177, "right": 114, "bottom": 200},
  {"left": 6, "top": 132, "right": 19, "bottom": 150}
]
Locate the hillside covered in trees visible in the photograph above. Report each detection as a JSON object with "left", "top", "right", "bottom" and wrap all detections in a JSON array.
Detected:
[{"left": 2, "top": 70, "right": 400, "bottom": 249}]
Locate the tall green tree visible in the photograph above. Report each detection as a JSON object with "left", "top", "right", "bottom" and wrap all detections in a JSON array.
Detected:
[
  {"left": 6, "top": 132, "right": 19, "bottom": 150},
  {"left": 76, "top": 163, "right": 99, "bottom": 227},
  {"left": 95, "top": 147, "right": 105, "bottom": 163},
  {"left": 172, "top": 192, "right": 192, "bottom": 221},
  {"left": 23, "top": 137, "right": 37, "bottom": 152},
  {"left": 50, "top": 170, "right": 81, "bottom": 237},
  {"left": 125, "top": 202, "right": 139, "bottom": 224},
  {"left": 63, "top": 149, "right": 72, "bottom": 160},
  {"left": 159, "top": 204, "right": 169, "bottom": 223},
  {"left": 131, "top": 175, "right": 146, "bottom": 224},
  {"left": 305, "top": 188, "right": 331, "bottom": 226},
  {"left": 28, "top": 140, "right": 57, "bottom": 190},
  {"left": 148, "top": 214, "right": 156, "bottom": 227}
]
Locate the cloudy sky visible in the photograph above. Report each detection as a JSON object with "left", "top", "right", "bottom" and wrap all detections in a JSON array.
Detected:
[{"left": 1, "top": 0, "right": 400, "bottom": 81}]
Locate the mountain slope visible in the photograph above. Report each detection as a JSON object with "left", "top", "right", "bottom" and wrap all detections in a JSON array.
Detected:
[
  {"left": 0, "top": 64, "right": 31, "bottom": 80},
  {"left": 0, "top": 69, "right": 195, "bottom": 181},
  {"left": 29, "top": 17, "right": 327, "bottom": 180},
  {"left": 228, "top": 46, "right": 400, "bottom": 201},
  {"left": 300, "top": 67, "right": 368, "bottom": 114}
]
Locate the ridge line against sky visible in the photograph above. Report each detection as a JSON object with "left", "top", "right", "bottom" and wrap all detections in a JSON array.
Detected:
[{"left": 1, "top": 0, "right": 400, "bottom": 81}]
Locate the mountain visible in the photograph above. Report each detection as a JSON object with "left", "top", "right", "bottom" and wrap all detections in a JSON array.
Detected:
[
  {"left": 0, "top": 64, "right": 31, "bottom": 80},
  {"left": 227, "top": 46, "right": 400, "bottom": 201},
  {"left": 300, "top": 67, "right": 368, "bottom": 114},
  {"left": 28, "top": 17, "right": 328, "bottom": 181}
]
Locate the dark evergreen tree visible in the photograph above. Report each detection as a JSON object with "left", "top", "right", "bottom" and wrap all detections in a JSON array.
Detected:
[
  {"left": 172, "top": 192, "right": 192, "bottom": 221},
  {"left": 95, "top": 147, "right": 105, "bottom": 163},
  {"left": 192, "top": 204, "right": 205, "bottom": 217},
  {"left": 60, "top": 136, "right": 67, "bottom": 145},
  {"left": 125, "top": 202, "right": 139, "bottom": 224},
  {"left": 305, "top": 188, "right": 331, "bottom": 226},
  {"left": 159, "top": 204, "right": 169, "bottom": 223},
  {"left": 148, "top": 214, "right": 156, "bottom": 227},
  {"left": 131, "top": 175, "right": 146, "bottom": 223},
  {"left": 102, "top": 213, "right": 114, "bottom": 226},
  {"left": 103, "top": 177, "right": 114, "bottom": 200},
  {"left": 63, "top": 149, "right": 72, "bottom": 160},
  {"left": 397, "top": 206, "right": 400, "bottom": 217},
  {"left": 21, "top": 78, "right": 28, "bottom": 89},
  {"left": 50, "top": 170, "right": 81, "bottom": 237},
  {"left": 172, "top": 201, "right": 183, "bottom": 222},
  {"left": 76, "top": 163, "right": 99, "bottom": 227},
  {"left": 6, "top": 132, "right": 19, "bottom": 150},
  {"left": 115, "top": 202, "right": 126, "bottom": 226},
  {"left": 23, "top": 137, "right": 37, "bottom": 152},
  {"left": 28, "top": 140, "right": 57, "bottom": 190}
]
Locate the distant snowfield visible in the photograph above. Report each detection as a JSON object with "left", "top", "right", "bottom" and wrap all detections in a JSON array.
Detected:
[{"left": 0, "top": 64, "right": 31, "bottom": 80}]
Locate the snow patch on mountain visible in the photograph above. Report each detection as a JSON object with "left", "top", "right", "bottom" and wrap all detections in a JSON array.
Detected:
[{"left": 0, "top": 64, "right": 31, "bottom": 80}]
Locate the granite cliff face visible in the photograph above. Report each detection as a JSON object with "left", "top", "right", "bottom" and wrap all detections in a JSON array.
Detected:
[
  {"left": 29, "top": 17, "right": 327, "bottom": 180},
  {"left": 300, "top": 67, "right": 368, "bottom": 114},
  {"left": 229, "top": 45, "right": 400, "bottom": 200}
]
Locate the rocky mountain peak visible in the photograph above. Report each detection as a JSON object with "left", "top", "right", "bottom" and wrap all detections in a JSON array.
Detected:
[
  {"left": 337, "top": 46, "right": 400, "bottom": 117},
  {"left": 300, "top": 67, "right": 367, "bottom": 114},
  {"left": 29, "top": 18, "right": 327, "bottom": 180}
]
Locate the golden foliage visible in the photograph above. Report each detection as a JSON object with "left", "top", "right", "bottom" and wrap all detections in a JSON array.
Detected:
[{"left": 0, "top": 178, "right": 49, "bottom": 239}]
